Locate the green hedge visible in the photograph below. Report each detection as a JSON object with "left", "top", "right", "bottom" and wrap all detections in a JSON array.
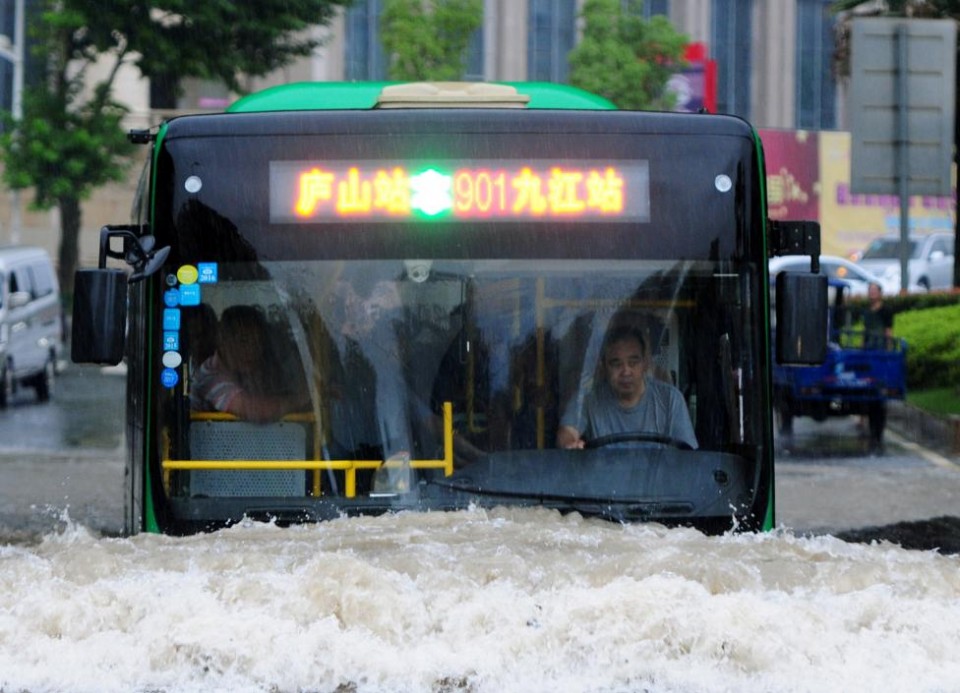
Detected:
[{"left": 849, "top": 292, "right": 960, "bottom": 390}]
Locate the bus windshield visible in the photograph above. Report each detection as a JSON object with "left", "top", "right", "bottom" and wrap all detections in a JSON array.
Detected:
[{"left": 164, "top": 253, "right": 760, "bottom": 530}]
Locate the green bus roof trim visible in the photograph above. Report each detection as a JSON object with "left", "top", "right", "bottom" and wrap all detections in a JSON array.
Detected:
[{"left": 227, "top": 81, "right": 617, "bottom": 113}]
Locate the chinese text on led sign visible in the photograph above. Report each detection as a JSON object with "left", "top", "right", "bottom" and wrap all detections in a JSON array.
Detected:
[{"left": 269, "top": 161, "right": 650, "bottom": 223}]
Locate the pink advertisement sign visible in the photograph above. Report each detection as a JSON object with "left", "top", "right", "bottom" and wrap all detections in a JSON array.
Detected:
[{"left": 759, "top": 129, "right": 820, "bottom": 223}]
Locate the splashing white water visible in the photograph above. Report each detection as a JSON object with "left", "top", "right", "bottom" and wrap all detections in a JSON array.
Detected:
[{"left": 1, "top": 508, "right": 959, "bottom": 693}]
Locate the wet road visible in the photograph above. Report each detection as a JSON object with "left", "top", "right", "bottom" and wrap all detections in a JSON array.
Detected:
[
  {"left": 775, "top": 417, "right": 960, "bottom": 543},
  {"left": 1, "top": 363, "right": 959, "bottom": 546},
  {"left": 0, "top": 361, "right": 125, "bottom": 450},
  {"left": 0, "top": 363, "right": 125, "bottom": 540}
]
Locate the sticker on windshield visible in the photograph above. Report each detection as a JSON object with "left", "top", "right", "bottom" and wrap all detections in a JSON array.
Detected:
[
  {"left": 177, "top": 265, "right": 199, "bottom": 285},
  {"left": 160, "top": 368, "right": 179, "bottom": 388},
  {"left": 197, "top": 263, "right": 218, "bottom": 283},
  {"left": 179, "top": 284, "right": 201, "bottom": 306}
]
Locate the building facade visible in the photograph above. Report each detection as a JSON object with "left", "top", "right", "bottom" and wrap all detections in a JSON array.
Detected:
[
  {"left": 1, "top": 0, "right": 845, "bottom": 259},
  {"left": 176, "top": 0, "right": 840, "bottom": 131}
]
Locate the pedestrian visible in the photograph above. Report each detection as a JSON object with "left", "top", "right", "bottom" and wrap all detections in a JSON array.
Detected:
[
  {"left": 863, "top": 282, "right": 893, "bottom": 350},
  {"left": 859, "top": 282, "right": 894, "bottom": 449}
]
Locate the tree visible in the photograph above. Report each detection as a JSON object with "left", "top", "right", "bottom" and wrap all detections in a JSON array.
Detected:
[
  {"left": 0, "top": 0, "right": 351, "bottom": 303},
  {"left": 831, "top": 0, "right": 960, "bottom": 288},
  {"left": 380, "top": 0, "right": 483, "bottom": 81},
  {"left": 568, "top": 0, "right": 688, "bottom": 111}
]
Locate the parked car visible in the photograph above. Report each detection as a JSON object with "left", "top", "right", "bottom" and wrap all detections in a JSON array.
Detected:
[
  {"left": 0, "top": 246, "right": 64, "bottom": 407},
  {"left": 768, "top": 254, "right": 897, "bottom": 297},
  {"left": 856, "top": 232, "right": 955, "bottom": 293}
]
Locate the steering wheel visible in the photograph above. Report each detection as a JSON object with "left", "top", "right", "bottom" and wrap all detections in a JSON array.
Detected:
[{"left": 583, "top": 431, "right": 693, "bottom": 451}]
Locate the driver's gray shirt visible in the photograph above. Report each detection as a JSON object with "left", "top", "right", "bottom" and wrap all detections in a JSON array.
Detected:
[{"left": 561, "top": 377, "right": 698, "bottom": 449}]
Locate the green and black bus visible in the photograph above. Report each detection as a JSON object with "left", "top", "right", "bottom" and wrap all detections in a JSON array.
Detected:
[{"left": 72, "top": 81, "right": 826, "bottom": 535}]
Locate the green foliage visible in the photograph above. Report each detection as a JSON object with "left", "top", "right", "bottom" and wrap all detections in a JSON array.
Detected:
[
  {"left": 0, "top": 83, "right": 133, "bottom": 209},
  {"left": 0, "top": 0, "right": 350, "bottom": 298},
  {"left": 886, "top": 301, "right": 960, "bottom": 390},
  {"left": 907, "top": 387, "right": 960, "bottom": 416},
  {"left": 848, "top": 290, "right": 960, "bottom": 315},
  {"left": 848, "top": 292, "right": 960, "bottom": 390},
  {"left": 1, "top": 1, "right": 132, "bottom": 206},
  {"left": 58, "top": 0, "right": 351, "bottom": 93},
  {"left": 381, "top": 0, "right": 483, "bottom": 81},
  {"left": 568, "top": 0, "right": 688, "bottom": 110}
]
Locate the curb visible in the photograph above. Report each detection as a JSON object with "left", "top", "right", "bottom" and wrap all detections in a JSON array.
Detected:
[{"left": 886, "top": 401, "right": 960, "bottom": 457}]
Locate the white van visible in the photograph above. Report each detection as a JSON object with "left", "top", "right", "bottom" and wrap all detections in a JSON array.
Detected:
[{"left": 0, "top": 246, "right": 64, "bottom": 407}]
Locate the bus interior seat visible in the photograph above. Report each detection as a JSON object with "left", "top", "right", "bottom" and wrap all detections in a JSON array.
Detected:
[{"left": 189, "top": 420, "right": 308, "bottom": 497}]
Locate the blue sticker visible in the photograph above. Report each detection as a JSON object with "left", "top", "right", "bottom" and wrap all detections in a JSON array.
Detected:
[
  {"left": 179, "top": 284, "right": 201, "bottom": 306},
  {"left": 163, "top": 331, "right": 180, "bottom": 352},
  {"left": 197, "top": 263, "right": 218, "bottom": 284},
  {"left": 164, "top": 289, "right": 180, "bottom": 307},
  {"left": 163, "top": 308, "right": 181, "bottom": 331},
  {"left": 160, "top": 368, "right": 179, "bottom": 388}
]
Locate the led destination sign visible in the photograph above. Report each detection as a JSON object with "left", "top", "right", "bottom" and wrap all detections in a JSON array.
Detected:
[{"left": 269, "top": 160, "right": 650, "bottom": 223}]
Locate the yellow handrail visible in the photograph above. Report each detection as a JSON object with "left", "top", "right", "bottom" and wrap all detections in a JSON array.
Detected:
[
  {"left": 189, "top": 411, "right": 316, "bottom": 423},
  {"left": 164, "top": 402, "right": 455, "bottom": 498}
]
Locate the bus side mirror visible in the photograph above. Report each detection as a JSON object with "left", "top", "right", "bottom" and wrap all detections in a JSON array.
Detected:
[
  {"left": 70, "top": 225, "right": 169, "bottom": 365},
  {"left": 71, "top": 268, "right": 128, "bottom": 365},
  {"left": 776, "top": 272, "right": 827, "bottom": 365}
]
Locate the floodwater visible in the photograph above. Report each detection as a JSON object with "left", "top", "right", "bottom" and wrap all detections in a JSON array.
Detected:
[
  {"left": 3, "top": 367, "right": 960, "bottom": 691},
  {"left": 2, "top": 508, "right": 959, "bottom": 693}
]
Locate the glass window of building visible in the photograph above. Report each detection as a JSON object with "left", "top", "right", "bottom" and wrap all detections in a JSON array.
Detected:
[
  {"left": 528, "top": 0, "right": 576, "bottom": 83},
  {"left": 795, "top": 0, "right": 837, "bottom": 129},
  {"left": 643, "top": 0, "right": 670, "bottom": 16},
  {"left": 711, "top": 0, "right": 752, "bottom": 119},
  {"left": 0, "top": 0, "right": 15, "bottom": 115},
  {"left": 463, "top": 20, "right": 484, "bottom": 81},
  {"left": 346, "top": 0, "right": 388, "bottom": 80}
]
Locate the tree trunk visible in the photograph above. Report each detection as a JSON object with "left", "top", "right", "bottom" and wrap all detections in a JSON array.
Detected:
[{"left": 57, "top": 194, "right": 82, "bottom": 307}]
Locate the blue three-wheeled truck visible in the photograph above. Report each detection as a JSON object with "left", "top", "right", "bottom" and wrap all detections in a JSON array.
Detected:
[{"left": 773, "top": 277, "right": 907, "bottom": 448}]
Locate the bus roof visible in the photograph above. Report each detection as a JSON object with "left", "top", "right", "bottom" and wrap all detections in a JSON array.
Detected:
[
  {"left": 227, "top": 81, "right": 617, "bottom": 113},
  {"left": 167, "top": 107, "right": 752, "bottom": 142}
]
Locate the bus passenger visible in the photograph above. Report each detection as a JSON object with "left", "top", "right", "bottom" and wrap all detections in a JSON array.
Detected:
[
  {"left": 324, "top": 278, "right": 485, "bottom": 475},
  {"left": 190, "top": 305, "right": 310, "bottom": 423},
  {"left": 556, "top": 324, "right": 697, "bottom": 450},
  {"left": 182, "top": 303, "right": 219, "bottom": 372}
]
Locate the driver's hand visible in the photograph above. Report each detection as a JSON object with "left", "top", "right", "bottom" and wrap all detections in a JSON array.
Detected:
[{"left": 556, "top": 426, "right": 585, "bottom": 449}]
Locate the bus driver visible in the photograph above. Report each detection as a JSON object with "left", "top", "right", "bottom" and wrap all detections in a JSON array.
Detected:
[{"left": 556, "top": 324, "right": 698, "bottom": 450}]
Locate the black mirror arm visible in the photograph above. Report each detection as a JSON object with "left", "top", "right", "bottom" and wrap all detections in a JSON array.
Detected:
[
  {"left": 97, "top": 225, "right": 170, "bottom": 283},
  {"left": 769, "top": 220, "right": 820, "bottom": 274}
]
